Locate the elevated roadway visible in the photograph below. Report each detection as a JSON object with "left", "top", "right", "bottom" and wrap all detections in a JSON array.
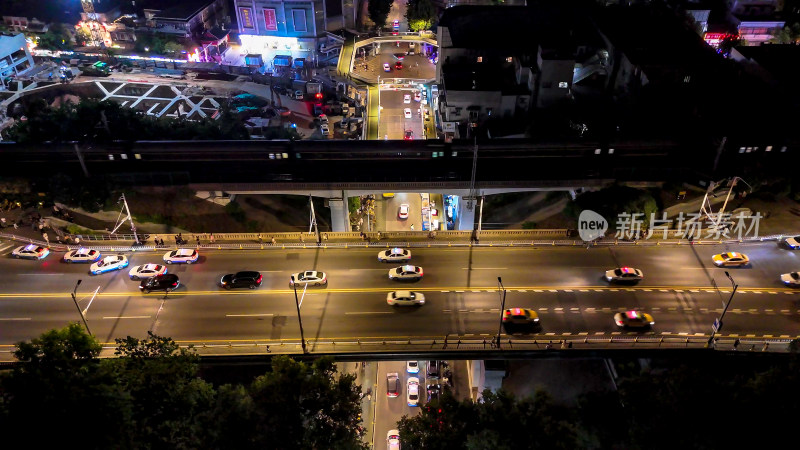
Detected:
[{"left": 1, "top": 241, "right": 798, "bottom": 360}]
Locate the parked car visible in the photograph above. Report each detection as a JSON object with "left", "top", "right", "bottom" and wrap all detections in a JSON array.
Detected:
[{"left": 386, "top": 372, "right": 400, "bottom": 397}]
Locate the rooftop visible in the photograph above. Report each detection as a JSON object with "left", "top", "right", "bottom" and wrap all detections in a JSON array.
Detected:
[
  {"left": 152, "top": 0, "right": 215, "bottom": 21},
  {"left": 441, "top": 62, "right": 524, "bottom": 94}
]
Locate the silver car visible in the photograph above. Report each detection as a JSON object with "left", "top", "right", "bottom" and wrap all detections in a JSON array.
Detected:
[
  {"left": 605, "top": 267, "right": 643, "bottom": 282},
  {"left": 389, "top": 265, "right": 423, "bottom": 281},
  {"left": 378, "top": 248, "right": 411, "bottom": 263},
  {"left": 387, "top": 290, "right": 425, "bottom": 306},
  {"left": 290, "top": 270, "right": 327, "bottom": 286},
  {"left": 781, "top": 272, "right": 800, "bottom": 287}
]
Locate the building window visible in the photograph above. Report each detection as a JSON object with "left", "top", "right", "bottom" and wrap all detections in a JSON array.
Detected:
[
  {"left": 476, "top": 56, "right": 482, "bottom": 63},
  {"left": 506, "top": 57, "right": 512, "bottom": 63},
  {"left": 292, "top": 9, "right": 307, "bottom": 32},
  {"left": 486, "top": 108, "right": 493, "bottom": 116},
  {"left": 558, "top": 81, "right": 568, "bottom": 88},
  {"left": 469, "top": 110, "right": 478, "bottom": 120}
]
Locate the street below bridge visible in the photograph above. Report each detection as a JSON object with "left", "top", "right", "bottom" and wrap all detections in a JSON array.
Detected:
[{"left": 1, "top": 241, "right": 799, "bottom": 359}]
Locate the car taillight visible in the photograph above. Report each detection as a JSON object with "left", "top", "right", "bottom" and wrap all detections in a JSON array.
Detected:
[
  {"left": 616, "top": 320, "right": 624, "bottom": 326},
  {"left": 418, "top": 268, "right": 423, "bottom": 276},
  {"left": 257, "top": 275, "right": 263, "bottom": 283}
]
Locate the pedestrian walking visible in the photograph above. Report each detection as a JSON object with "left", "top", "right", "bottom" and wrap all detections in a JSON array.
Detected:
[
  {"left": 257, "top": 234, "right": 263, "bottom": 243},
  {"left": 209, "top": 233, "right": 215, "bottom": 244},
  {"left": 410, "top": 224, "right": 415, "bottom": 231},
  {"left": 74, "top": 237, "right": 80, "bottom": 245},
  {"left": 196, "top": 235, "right": 201, "bottom": 246},
  {"left": 271, "top": 236, "right": 277, "bottom": 245},
  {"left": 13, "top": 222, "right": 18, "bottom": 230},
  {"left": 43, "top": 232, "right": 49, "bottom": 245},
  {"left": 56, "top": 235, "right": 61, "bottom": 244}
]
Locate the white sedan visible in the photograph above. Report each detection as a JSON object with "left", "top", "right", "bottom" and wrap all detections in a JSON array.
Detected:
[
  {"left": 398, "top": 204, "right": 409, "bottom": 219},
  {"left": 605, "top": 266, "right": 643, "bottom": 283},
  {"left": 90, "top": 255, "right": 129, "bottom": 275},
  {"left": 785, "top": 236, "right": 800, "bottom": 249},
  {"left": 129, "top": 263, "right": 168, "bottom": 280},
  {"left": 414, "top": 91, "right": 421, "bottom": 102},
  {"left": 403, "top": 94, "right": 411, "bottom": 104},
  {"left": 387, "top": 290, "right": 425, "bottom": 306},
  {"left": 389, "top": 265, "right": 423, "bottom": 281},
  {"left": 781, "top": 272, "right": 800, "bottom": 287},
  {"left": 378, "top": 248, "right": 411, "bottom": 262},
  {"left": 407, "top": 377, "right": 420, "bottom": 406},
  {"left": 11, "top": 244, "right": 50, "bottom": 260},
  {"left": 407, "top": 360, "right": 419, "bottom": 373},
  {"left": 63, "top": 248, "right": 101, "bottom": 263},
  {"left": 404, "top": 108, "right": 412, "bottom": 119},
  {"left": 387, "top": 430, "right": 401, "bottom": 450},
  {"left": 163, "top": 248, "right": 198, "bottom": 264},
  {"left": 383, "top": 63, "right": 391, "bottom": 72},
  {"left": 290, "top": 270, "right": 327, "bottom": 286}
]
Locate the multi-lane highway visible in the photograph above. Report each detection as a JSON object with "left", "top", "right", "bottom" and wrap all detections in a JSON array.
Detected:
[{"left": 1, "top": 241, "right": 799, "bottom": 350}]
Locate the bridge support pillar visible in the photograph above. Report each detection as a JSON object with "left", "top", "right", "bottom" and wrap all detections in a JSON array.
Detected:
[
  {"left": 328, "top": 191, "right": 351, "bottom": 232},
  {"left": 457, "top": 196, "right": 476, "bottom": 231}
]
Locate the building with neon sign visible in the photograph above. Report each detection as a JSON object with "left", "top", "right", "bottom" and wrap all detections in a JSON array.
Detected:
[{"left": 233, "top": 0, "right": 358, "bottom": 71}]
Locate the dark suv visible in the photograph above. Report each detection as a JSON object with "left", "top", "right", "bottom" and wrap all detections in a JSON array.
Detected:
[
  {"left": 140, "top": 274, "right": 180, "bottom": 293},
  {"left": 427, "top": 360, "right": 440, "bottom": 378},
  {"left": 220, "top": 271, "right": 263, "bottom": 290}
]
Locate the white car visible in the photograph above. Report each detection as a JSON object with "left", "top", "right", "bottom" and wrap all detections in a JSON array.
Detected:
[
  {"left": 387, "top": 290, "right": 425, "bottom": 306},
  {"left": 290, "top": 270, "right": 327, "bottom": 286},
  {"left": 378, "top": 248, "right": 411, "bottom": 262},
  {"left": 407, "top": 377, "right": 420, "bottom": 406},
  {"left": 387, "top": 430, "right": 401, "bottom": 450},
  {"left": 129, "top": 263, "right": 168, "bottom": 280},
  {"left": 408, "top": 42, "right": 415, "bottom": 54},
  {"left": 398, "top": 204, "right": 409, "bottom": 219},
  {"left": 781, "top": 272, "right": 800, "bottom": 287},
  {"left": 407, "top": 360, "right": 419, "bottom": 373},
  {"left": 318, "top": 114, "right": 329, "bottom": 125},
  {"left": 414, "top": 91, "right": 421, "bottom": 102},
  {"left": 403, "top": 94, "right": 411, "bottom": 104},
  {"left": 11, "top": 244, "right": 50, "bottom": 260},
  {"left": 90, "top": 255, "right": 129, "bottom": 275},
  {"left": 383, "top": 63, "right": 391, "bottom": 72},
  {"left": 605, "top": 266, "right": 644, "bottom": 282},
  {"left": 163, "top": 248, "right": 199, "bottom": 264},
  {"left": 389, "top": 265, "right": 423, "bottom": 281},
  {"left": 404, "top": 108, "right": 412, "bottom": 119},
  {"left": 63, "top": 248, "right": 101, "bottom": 263},
  {"left": 785, "top": 236, "right": 800, "bottom": 249}
]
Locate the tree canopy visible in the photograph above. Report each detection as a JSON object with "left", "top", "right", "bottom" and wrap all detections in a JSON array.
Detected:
[
  {"left": 0, "top": 325, "right": 366, "bottom": 449},
  {"left": 4, "top": 98, "right": 250, "bottom": 143},
  {"left": 406, "top": 0, "right": 438, "bottom": 32},
  {"left": 368, "top": 0, "right": 393, "bottom": 29}
]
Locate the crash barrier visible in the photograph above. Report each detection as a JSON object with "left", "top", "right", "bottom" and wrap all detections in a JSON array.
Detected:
[
  {"left": 84, "top": 336, "right": 795, "bottom": 359},
  {"left": 1, "top": 232, "right": 794, "bottom": 254}
]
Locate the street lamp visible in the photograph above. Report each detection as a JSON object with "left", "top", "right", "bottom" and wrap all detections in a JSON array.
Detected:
[
  {"left": 70, "top": 279, "right": 92, "bottom": 335},
  {"left": 292, "top": 282, "right": 308, "bottom": 353},
  {"left": 495, "top": 277, "right": 507, "bottom": 349},
  {"left": 707, "top": 271, "right": 737, "bottom": 347}
]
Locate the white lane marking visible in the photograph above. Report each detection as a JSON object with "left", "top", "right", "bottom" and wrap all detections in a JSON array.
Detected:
[
  {"left": 460, "top": 267, "right": 508, "bottom": 270},
  {"left": 344, "top": 311, "right": 393, "bottom": 315},
  {"left": 17, "top": 273, "right": 65, "bottom": 276},
  {"left": 226, "top": 313, "right": 274, "bottom": 317},
  {"left": 103, "top": 316, "right": 151, "bottom": 319},
  {"left": 0, "top": 317, "right": 31, "bottom": 321}
]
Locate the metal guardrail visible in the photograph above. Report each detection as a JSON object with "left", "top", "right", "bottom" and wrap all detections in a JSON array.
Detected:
[{"left": 83, "top": 336, "right": 791, "bottom": 358}]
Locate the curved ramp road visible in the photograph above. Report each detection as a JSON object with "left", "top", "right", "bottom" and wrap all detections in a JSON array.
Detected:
[{"left": 0, "top": 243, "right": 799, "bottom": 350}]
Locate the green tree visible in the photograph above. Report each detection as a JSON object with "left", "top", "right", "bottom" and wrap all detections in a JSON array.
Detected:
[
  {"left": 164, "top": 40, "right": 185, "bottom": 54},
  {"left": 406, "top": 0, "right": 438, "bottom": 32},
  {"left": 771, "top": 22, "right": 800, "bottom": 43},
  {"left": 75, "top": 27, "right": 92, "bottom": 46},
  {"left": 0, "top": 324, "right": 133, "bottom": 448},
  {"left": 246, "top": 356, "right": 367, "bottom": 449},
  {"left": 36, "top": 23, "right": 73, "bottom": 50},
  {"left": 368, "top": 0, "right": 393, "bottom": 29},
  {"left": 398, "top": 390, "right": 580, "bottom": 450}
]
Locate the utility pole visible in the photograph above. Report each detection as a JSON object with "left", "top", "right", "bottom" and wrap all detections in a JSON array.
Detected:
[
  {"left": 477, "top": 196, "right": 484, "bottom": 232},
  {"left": 292, "top": 283, "right": 308, "bottom": 353},
  {"left": 70, "top": 279, "right": 92, "bottom": 335},
  {"left": 707, "top": 271, "right": 737, "bottom": 347},
  {"left": 496, "top": 277, "right": 507, "bottom": 349},
  {"left": 309, "top": 195, "right": 321, "bottom": 243},
  {"left": 467, "top": 131, "right": 478, "bottom": 211},
  {"left": 111, "top": 193, "right": 140, "bottom": 244}
]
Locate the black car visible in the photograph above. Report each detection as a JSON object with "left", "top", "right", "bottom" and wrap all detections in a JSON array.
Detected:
[
  {"left": 139, "top": 274, "right": 180, "bottom": 293},
  {"left": 427, "top": 360, "right": 440, "bottom": 378},
  {"left": 220, "top": 271, "right": 263, "bottom": 290},
  {"left": 272, "top": 85, "right": 287, "bottom": 95},
  {"left": 426, "top": 383, "right": 441, "bottom": 402}
]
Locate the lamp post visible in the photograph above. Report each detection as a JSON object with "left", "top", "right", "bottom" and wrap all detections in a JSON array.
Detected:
[
  {"left": 292, "top": 282, "right": 308, "bottom": 353},
  {"left": 70, "top": 279, "right": 91, "bottom": 335},
  {"left": 707, "top": 271, "right": 737, "bottom": 347},
  {"left": 496, "top": 277, "right": 507, "bottom": 349}
]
